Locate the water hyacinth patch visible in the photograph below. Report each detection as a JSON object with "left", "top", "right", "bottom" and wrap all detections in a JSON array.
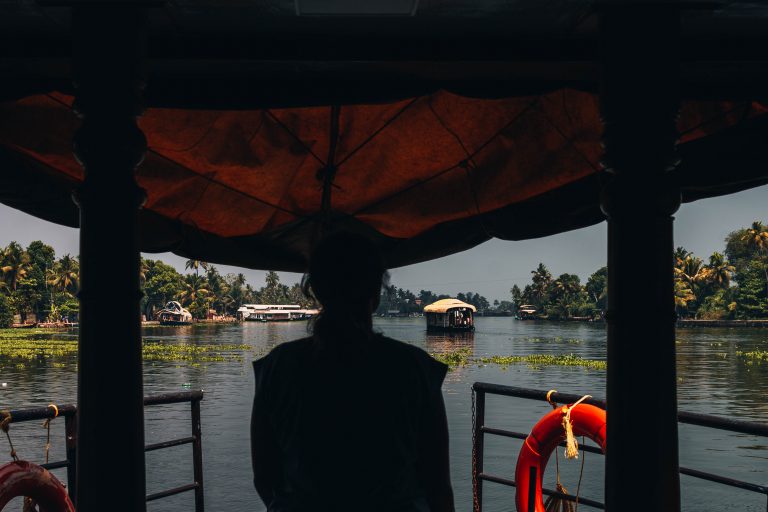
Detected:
[
  {"left": 0, "top": 329, "right": 255, "bottom": 368},
  {"left": 736, "top": 350, "right": 768, "bottom": 365},
  {"left": 431, "top": 347, "right": 606, "bottom": 370}
]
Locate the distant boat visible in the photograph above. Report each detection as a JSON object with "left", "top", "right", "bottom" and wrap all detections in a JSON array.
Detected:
[
  {"left": 516, "top": 304, "right": 538, "bottom": 320},
  {"left": 157, "top": 301, "right": 193, "bottom": 325},
  {"left": 237, "top": 304, "right": 318, "bottom": 322},
  {"left": 424, "top": 298, "right": 476, "bottom": 332}
]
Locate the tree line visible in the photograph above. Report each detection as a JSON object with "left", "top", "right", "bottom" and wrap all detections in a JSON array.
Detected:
[
  {"left": 375, "top": 285, "right": 511, "bottom": 316},
  {"left": 511, "top": 221, "right": 768, "bottom": 320},
  {"left": 1, "top": 221, "right": 765, "bottom": 326},
  {"left": 0, "top": 243, "right": 315, "bottom": 326}
]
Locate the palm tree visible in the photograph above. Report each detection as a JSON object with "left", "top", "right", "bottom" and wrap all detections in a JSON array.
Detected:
[
  {"left": 704, "top": 252, "right": 735, "bottom": 289},
  {"left": 47, "top": 254, "right": 80, "bottom": 296},
  {"left": 530, "top": 263, "right": 552, "bottom": 308},
  {"left": 180, "top": 274, "right": 209, "bottom": 307},
  {"left": 741, "top": 221, "right": 768, "bottom": 298},
  {"left": 673, "top": 247, "right": 692, "bottom": 265},
  {"left": 674, "top": 255, "right": 709, "bottom": 317},
  {"left": 741, "top": 221, "right": 768, "bottom": 253},
  {"left": 140, "top": 258, "right": 158, "bottom": 286},
  {"left": 674, "top": 279, "right": 696, "bottom": 317},
  {"left": 1, "top": 242, "right": 31, "bottom": 291},
  {"left": 185, "top": 259, "right": 209, "bottom": 276}
]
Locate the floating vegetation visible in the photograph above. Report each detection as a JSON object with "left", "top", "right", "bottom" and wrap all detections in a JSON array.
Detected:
[
  {"left": 431, "top": 348, "right": 606, "bottom": 371},
  {"left": 479, "top": 353, "right": 607, "bottom": 370},
  {"left": 0, "top": 329, "right": 255, "bottom": 368},
  {"left": 522, "top": 336, "right": 582, "bottom": 345},
  {"left": 736, "top": 350, "right": 768, "bottom": 365},
  {"left": 432, "top": 348, "right": 472, "bottom": 368}
]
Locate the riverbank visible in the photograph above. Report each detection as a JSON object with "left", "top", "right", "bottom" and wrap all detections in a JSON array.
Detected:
[
  {"left": 516, "top": 317, "right": 768, "bottom": 327},
  {"left": 677, "top": 319, "right": 768, "bottom": 328}
]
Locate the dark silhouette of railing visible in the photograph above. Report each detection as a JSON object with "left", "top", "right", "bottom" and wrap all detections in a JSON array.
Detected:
[
  {"left": 471, "top": 382, "right": 768, "bottom": 512},
  {"left": 3, "top": 390, "right": 204, "bottom": 511}
]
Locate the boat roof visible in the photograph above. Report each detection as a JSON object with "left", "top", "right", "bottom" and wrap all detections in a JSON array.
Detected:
[
  {"left": 1, "top": 3, "right": 767, "bottom": 269},
  {"left": 240, "top": 304, "right": 301, "bottom": 309},
  {"left": 424, "top": 299, "right": 477, "bottom": 313}
]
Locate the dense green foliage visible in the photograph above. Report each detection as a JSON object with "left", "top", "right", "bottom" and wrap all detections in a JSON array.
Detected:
[
  {"left": 0, "top": 295, "right": 13, "bottom": 328},
  {"left": 508, "top": 221, "right": 767, "bottom": 320},
  {"left": 0, "top": 242, "right": 315, "bottom": 322},
  {"left": 142, "top": 264, "right": 315, "bottom": 320},
  {"left": 375, "top": 286, "right": 502, "bottom": 315},
  {"left": 511, "top": 263, "right": 602, "bottom": 320}
]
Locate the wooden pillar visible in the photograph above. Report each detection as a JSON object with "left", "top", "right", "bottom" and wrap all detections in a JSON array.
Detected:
[
  {"left": 599, "top": 6, "right": 681, "bottom": 512},
  {"left": 72, "top": 8, "right": 148, "bottom": 511}
]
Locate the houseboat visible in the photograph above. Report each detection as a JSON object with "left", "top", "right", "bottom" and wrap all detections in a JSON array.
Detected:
[
  {"left": 237, "top": 304, "right": 318, "bottom": 322},
  {"left": 156, "top": 301, "right": 193, "bottom": 326},
  {"left": 424, "top": 299, "right": 476, "bottom": 332},
  {"left": 516, "top": 304, "right": 538, "bottom": 320}
]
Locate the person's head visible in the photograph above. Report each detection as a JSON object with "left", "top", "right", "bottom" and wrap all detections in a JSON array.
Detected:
[{"left": 303, "top": 232, "right": 389, "bottom": 341}]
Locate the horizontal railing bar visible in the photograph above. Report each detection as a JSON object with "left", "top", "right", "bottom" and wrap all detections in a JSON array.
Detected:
[
  {"left": 680, "top": 467, "right": 768, "bottom": 495},
  {"left": 677, "top": 411, "right": 768, "bottom": 437},
  {"left": 3, "top": 404, "right": 78, "bottom": 423},
  {"left": 145, "top": 436, "right": 196, "bottom": 452},
  {"left": 144, "top": 391, "right": 204, "bottom": 406},
  {"left": 472, "top": 383, "right": 768, "bottom": 437},
  {"left": 146, "top": 482, "right": 199, "bottom": 502},
  {"left": 4, "top": 391, "right": 204, "bottom": 424},
  {"left": 480, "top": 426, "right": 604, "bottom": 455},
  {"left": 472, "top": 383, "right": 606, "bottom": 408},
  {"left": 479, "top": 473, "right": 605, "bottom": 509},
  {"left": 40, "top": 460, "right": 70, "bottom": 470},
  {"left": 480, "top": 424, "right": 766, "bottom": 494}
]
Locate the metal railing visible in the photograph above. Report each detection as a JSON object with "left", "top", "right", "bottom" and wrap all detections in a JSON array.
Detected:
[
  {"left": 2, "top": 390, "right": 205, "bottom": 511},
  {"left": 471, "top": 382, "right": 768, "bottom": 512}
]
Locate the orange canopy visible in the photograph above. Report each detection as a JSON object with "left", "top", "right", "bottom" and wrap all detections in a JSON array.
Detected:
[{"left": 1, "top": 90, "right": 767, "bottom": 270}]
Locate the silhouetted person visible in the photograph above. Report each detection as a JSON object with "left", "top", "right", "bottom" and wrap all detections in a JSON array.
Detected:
[{"left": 251, "top": 232, "right": 455, "bottom": 512}]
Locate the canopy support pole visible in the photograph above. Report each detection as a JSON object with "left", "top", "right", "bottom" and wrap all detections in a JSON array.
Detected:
[
  {"left": 600, "top": 6, "right": 681, "bottom": 512},
  {"left": 72, "top": 8, "right": 148, "bottom": 512}
]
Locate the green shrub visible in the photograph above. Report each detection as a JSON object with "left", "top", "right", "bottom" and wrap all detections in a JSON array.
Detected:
[{"left": 0, "top": 295, "right": 13, "bottom": 328}]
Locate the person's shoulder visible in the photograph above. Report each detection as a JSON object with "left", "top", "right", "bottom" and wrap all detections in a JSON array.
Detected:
[
  {"left": 378, "top": 336, "right": 448, "bottom": 388},
  {"left": 378, "top": 335, "right": 444, "bottom": 365},
  {"left": 253, "top": 337, "right": 313, "bottom": 371}
]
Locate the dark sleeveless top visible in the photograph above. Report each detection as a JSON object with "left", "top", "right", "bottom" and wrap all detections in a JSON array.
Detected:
[{"left": 252, "top": 335, "right": 448, "bottom": 512}]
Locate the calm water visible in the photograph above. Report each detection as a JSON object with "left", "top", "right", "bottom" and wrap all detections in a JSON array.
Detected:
[{"left": 1, "top": 318, "right": 766, "bottom": 511}]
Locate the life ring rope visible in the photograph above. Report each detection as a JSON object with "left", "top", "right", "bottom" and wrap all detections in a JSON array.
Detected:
[
  {"left": 515, "top": 392, "right": 607, "bottom": 512},
  {"left": 563, "top": 394, "right": 592, "bottom": 459}
]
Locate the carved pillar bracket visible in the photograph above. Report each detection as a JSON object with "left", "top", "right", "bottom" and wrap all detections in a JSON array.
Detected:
[
  {"left": 72, "top": 7, "right": 148, "bottom": 512},
  {"left": 599, "top": 5, "right": 682, "bottom": 512}
]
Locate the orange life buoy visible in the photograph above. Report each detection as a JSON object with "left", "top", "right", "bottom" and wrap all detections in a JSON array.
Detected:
[
  {"left": 0, "top": 460, "right": 75, "bottom": 512},
  {"left": 514, "top": 403, "right": 606, "bottom": 512}
]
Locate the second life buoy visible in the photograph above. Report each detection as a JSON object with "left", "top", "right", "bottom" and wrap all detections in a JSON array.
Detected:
[
  {"left": 0, "top": 460, "right": 75, "bottom": 512},
  {"left": 514, "top": 403, "right": 606, "bottom": 512}
]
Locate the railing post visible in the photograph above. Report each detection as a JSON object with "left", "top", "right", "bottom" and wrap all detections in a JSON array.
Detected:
[
  {"left": 64, "top": 412, "right": 78, "bottom": 505},
  {"left": 472, "top": 387, "right": 485, "bottom": 512},
  {"left": 192, "top": 398, "right": 205, "bottom": 512}
]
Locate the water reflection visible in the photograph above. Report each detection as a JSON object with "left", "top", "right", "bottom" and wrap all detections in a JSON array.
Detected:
[{"left": 424, "top": 330, "right": 475, "bottom": 352}]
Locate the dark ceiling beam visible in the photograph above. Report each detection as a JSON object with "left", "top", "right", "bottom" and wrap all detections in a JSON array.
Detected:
[{"left": 4, "top": 34, "right": 768, "bottom": 62}]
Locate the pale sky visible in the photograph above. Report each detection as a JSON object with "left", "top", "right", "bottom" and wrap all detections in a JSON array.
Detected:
[{"left": 1, "top": 185, "right": 765, "bottom": 302}]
